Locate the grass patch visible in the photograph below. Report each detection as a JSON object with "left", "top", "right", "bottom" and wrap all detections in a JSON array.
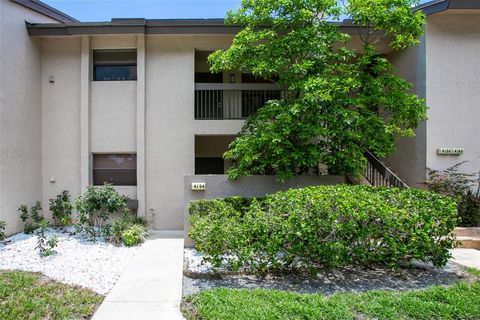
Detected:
[
  {"left": 0, "top": 270, "right": 103, "bottom": 320},
  {"left": 184, "top": 282, "right": 480, "bottom": 320},
  {"left": 466, "top": 267, "right": 480, "bottom": 277}
]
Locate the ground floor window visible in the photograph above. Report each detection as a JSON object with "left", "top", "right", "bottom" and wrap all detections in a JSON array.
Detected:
[
  {"left": 195, "top": 158, "right": 224, "bottom": 174},
  {"left": 93, "top": 154, "right": 137, "bottom": 186}
]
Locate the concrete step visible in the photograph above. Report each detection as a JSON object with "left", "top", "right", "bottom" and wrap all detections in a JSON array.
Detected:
[
  {"left": 456, "top": 236, "right": 480, "bottom": 249},
  {"left": 454, "top": 227, "right": 480, "bottom": 237}
]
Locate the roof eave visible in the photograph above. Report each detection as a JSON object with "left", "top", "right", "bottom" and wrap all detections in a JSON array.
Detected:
[
  {"left": 11, "top": 0, "right": 78, "bottom": 23},
  {"left": 26, "top": 19, "right": 380, "bottom": 37},
  {"left": 418, "top": 0, "right": 480, "bottom": 15}
]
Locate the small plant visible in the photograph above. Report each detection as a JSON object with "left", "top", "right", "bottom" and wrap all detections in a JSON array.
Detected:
[
  {"left": 427, "top": 162, "right": 480, "bottom": 227},
  {"left": 75, "top": 183, "right": 129, "bottom": 240},
  {"left": 35, "top": 220, "right": 58, "bottom": 257},
  {"left": 0, "top": 220, "right": 6, "bottom": 241},
  {"left": 18, "top": 201, "right": 43, "bottom": 234},
  {"left": 122, "top": 224, "right": 147, "bottom": 247},
  {"left": 49, "top": 190, "right": 73, "bottom": 226},
  {"left": 111, "top": 214, "right": 148, "bottom": 246}
]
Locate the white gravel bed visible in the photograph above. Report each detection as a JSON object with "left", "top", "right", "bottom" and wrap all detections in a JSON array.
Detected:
[{"left": 0, "top": 228, "right": 139, "bottom": 295}]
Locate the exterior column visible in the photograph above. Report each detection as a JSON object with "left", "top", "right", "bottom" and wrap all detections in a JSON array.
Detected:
[
  {"left": 136, "top": 35, "right": 146, "bottom": 217},
  {"left": 80, "top": 36, "right": 90, "bottom": 192}
]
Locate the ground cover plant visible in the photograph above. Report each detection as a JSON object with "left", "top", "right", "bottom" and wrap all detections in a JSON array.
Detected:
[
  {"left": 189, "top": 185, "right": 457, "bottom": 272},
  {"left": 183, "top": 282, "right": 480, "bottom": 320},
  {"left": 209, "top": 0, "right": 427, "bottom": 181},
  {"left": 0, "top": 270, "right": 103, "bottom": 320}
]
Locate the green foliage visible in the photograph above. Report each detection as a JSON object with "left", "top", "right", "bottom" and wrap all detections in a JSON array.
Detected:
[
  {"left": 35, "top": 220, "right": 58, "bottom": 257},
  {"left": 18, "top": 205, "right": 29, "bottom": 223},
  {"left": 189, "top": 185, "right": 457, "bottom": 272},
  {"left": 122, "top": 224, "right": 148, "bottom": 247},
  {"left": 0, "top": 270, "right": 103, "bottom": 320},
  {"left": 111, "top": 214, "right": 148, "bottom": 246},
  {"left": 75, "top": 183, "right": 129, "bottom": 240},
  {"left": 30, "top": 201, "right": 42, "bottom": 223},
  {"left": 18, "top": 201, "right": 43, "bottom": 234},
  {"left": 184, "top": 283, "right": 480, "bottom": 320},
  {"left": 208, "top": 0, "right": 427, "bottom": 181},
  {"left": 49, "top": 190, "right": 73, "bottom": 226},
  {"left": 0, "top": 220, "right": 5, "bottom": 241},
  {"left": 466, "top": 267, "right": 480, "bottom": 278},
  {"left": 426, "top": 162, "right": 480, "bottom": 227},
  {"left": 23, "top": 223, "right": 38, "bottom": 235}
]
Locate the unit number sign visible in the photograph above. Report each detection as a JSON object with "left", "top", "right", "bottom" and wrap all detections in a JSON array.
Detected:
[
  {"left": 437, "top": 148, "right": 464, "bottom": 155},
  {"left": 191, "top": 182, "right": 206, "bottom": 191}
]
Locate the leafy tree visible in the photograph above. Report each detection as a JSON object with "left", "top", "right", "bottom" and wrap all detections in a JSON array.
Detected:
[{"left": 209, "top": 0, "right": 427, "bottom": 181}]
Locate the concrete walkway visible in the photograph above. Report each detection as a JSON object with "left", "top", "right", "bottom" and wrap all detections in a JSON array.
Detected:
[
  {"left": 92, "top": 231, "right": 185, "bottom": 320},
  {"left": 452, "top": 248, "right": 480, "bottom": 269}
]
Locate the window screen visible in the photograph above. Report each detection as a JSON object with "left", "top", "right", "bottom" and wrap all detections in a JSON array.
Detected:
[
  {"left": 93, "top": 154, "right": 137, "bottom": 186},
  {"left": 93, "top": 49, "right": 137, "bottom": 81}
]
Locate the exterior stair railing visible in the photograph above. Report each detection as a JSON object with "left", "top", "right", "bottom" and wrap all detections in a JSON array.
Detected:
[{"left": 363, "top": 150, "right": 409, "bottom": 188}]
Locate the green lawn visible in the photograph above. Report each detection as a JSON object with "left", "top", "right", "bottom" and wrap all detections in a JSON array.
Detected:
[
  {"left": 0, "top": 270, "right": 103, "bottom": 320},
  {"left": 183, "top": 282, "right": 480, "bottom": 320}
]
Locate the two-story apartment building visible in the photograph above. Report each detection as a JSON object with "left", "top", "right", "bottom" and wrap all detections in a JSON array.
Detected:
[{"left": 1, "top": 0, "right": 479, "bottom": 235}]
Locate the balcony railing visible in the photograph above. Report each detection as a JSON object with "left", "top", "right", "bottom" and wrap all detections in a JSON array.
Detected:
[{"left": 195, "top": 83, "right": 286, "bottom": 120}]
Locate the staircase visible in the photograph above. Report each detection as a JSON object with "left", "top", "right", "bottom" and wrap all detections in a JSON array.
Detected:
[{"left": 363, "top": 151, "right": 409, "bottom": 188}]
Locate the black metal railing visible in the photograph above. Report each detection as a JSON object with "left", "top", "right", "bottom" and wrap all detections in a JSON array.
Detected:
[
  {"left": 364, "top": 150, "right": 409, "bottom": 188},
  {"left": 194, "top": 83, "right": 285, "bottom": 120}
]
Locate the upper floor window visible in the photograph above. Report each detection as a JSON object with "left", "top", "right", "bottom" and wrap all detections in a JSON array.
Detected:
[{"left": 93, "top": 49, "right": 137, "bottom": 81}]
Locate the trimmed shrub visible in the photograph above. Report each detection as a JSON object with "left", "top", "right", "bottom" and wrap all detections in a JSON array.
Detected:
[{"left": 189, "top": 185, "right": 458, "bottom": 272}]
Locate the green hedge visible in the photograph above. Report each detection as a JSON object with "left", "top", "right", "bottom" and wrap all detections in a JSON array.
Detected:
[{"left": 188, "top": 185, "right": 458, "bottom": 272}]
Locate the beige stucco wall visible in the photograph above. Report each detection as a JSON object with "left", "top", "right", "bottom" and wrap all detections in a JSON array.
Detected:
[
  {"left": 0, "top": 1, "right": 57, "bottom": 235},
  {"left": 41, "top": 37, "right": 82, "bottom": 219},
  {"left": 384, "top": 36, "right": 427, "bottom": 188},
  {"left": 425, "top": 12, "right": 480, "bottom": 184},
  {"left": 145, "top": 35, "right": 240, "bottom": 229}
]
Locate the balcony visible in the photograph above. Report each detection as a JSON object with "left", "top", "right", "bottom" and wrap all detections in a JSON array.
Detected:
[{"left": 194, "top": 83, "right": 285, "bottom": 120}]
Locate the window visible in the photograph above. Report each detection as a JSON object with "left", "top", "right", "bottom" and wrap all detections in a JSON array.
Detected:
[
  {"left": 93, "top": 154, "right": 137, "bottom": 186},
  {"left": 93, "top": 49, "right": 137, "bottom": 81},
  {"left": 195, "top": 158, "right": 224, "bottom": 174}
]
